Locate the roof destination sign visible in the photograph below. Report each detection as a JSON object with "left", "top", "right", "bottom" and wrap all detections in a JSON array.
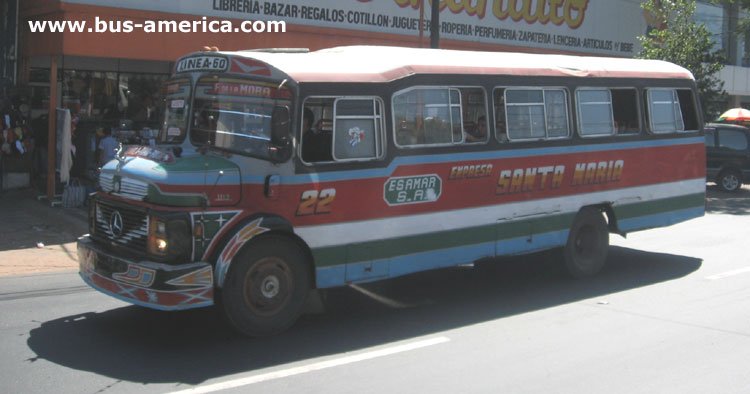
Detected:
[{"left": 176, "top": 55, "right": 229, "bottom": 73}]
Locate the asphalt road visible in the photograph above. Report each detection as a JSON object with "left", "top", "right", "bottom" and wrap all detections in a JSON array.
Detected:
[{"left": 1, "top": 185, "right": 750, "bottom": 394}]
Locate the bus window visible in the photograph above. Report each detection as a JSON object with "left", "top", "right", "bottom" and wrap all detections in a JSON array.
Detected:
[
  {"left": 302, "top": 96, "right": 385, "bottom": 163},
  {"left": 301, "top": 98, "right": 334, "bottom": 163},
  {"left": 159, "top": 78, "right": 190, "bottom": 144},
  {"left": 332, "top": 98, "right": 385, "bottom": 161},
  {"left": 493, "top": 89, "right": 508, "bottom": 142},
  {"left": 191, "top": 76, "right": 292, "bottom": 159},
  {"left": 576, "top": 89, "right": 615, "bottom": 137},
  {"left": 498, "top": 87, "right": 570, "bottom": 141},
  {"left": 611, "top": 88, "right": 640, "bottom": 134},
  {"left": 392, "top": 87, "right": 466, "bottom": 147},
  {"left": 461, "top": 88, "right": 488, "bottom": 144},
  {"left": 646, "top": 88, "right": 699, "bottom": 133},
  {"left": 676, "top": 89, "right": 700, "bottom": 131}
]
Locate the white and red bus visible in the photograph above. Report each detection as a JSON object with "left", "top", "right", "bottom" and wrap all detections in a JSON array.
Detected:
[{"left": 78, "top": 46, "right": 706, "bottom": 336}]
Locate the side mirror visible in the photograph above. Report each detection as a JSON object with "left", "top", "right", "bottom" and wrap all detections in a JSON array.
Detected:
[{"left": 269, "top": 105, "right": 292, "bottom": 162}]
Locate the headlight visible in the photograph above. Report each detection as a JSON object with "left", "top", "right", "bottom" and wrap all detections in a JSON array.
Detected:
[
  {"left": 148, "top": 214, "right": 191, "bottom": 262},
  {"left": 148, "top": 216, "right": 169, "bottom": 256}
]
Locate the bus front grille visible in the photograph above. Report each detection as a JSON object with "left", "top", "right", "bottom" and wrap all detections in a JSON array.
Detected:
[{"left": 92, "top": 200, "right": 148, "bottom": 253}]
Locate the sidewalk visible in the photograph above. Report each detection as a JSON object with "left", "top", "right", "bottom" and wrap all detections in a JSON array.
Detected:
[{"left": 0, "top": 188, "right": 89, "bottom": 277}]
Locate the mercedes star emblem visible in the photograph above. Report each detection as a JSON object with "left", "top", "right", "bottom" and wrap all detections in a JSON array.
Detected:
[{"left": 109, "top": 211, "right": 124, "bottom": 237}]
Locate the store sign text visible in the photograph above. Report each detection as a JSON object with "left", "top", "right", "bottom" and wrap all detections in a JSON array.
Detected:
[{"left": 393, "top": 0, "right": 589, "bottom": 29}]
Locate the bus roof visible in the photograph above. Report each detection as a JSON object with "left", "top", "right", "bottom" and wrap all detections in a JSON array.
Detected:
[{"left": 221, "top": 45, "right": 694, "bottom": 84}]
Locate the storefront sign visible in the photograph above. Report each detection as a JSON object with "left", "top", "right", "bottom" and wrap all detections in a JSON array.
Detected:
[{"left": 63, "top": 0, "right": 648, "bottom": 56}]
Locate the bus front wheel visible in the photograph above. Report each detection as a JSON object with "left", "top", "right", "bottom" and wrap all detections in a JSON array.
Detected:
[
  {"left": 563, "top": 207, "right": 609, "bottom": 278},
  {"left": 221, "top": 236, "right": 310, "bottom": 336}
]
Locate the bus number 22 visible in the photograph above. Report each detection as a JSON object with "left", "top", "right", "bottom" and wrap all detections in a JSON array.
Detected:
[{"left": 296, "top": 188, "right": 336, "bottom": 216}]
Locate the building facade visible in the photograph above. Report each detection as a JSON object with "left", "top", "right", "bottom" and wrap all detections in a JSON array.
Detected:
[{"left": 4, "top": 0, "right": 750, "bottom": 190}]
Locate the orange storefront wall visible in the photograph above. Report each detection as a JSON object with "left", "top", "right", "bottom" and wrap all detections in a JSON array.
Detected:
[{"left": 20, "top": 1, "right": 572, "bottom": 62}]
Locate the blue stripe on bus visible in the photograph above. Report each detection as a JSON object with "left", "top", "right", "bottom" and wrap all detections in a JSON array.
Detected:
[
  {"left": 313, "top": 205, "right": 704, "bottom": 288},
  {"left": 245, "top": 136, "right": 704, "bottom": 185}
]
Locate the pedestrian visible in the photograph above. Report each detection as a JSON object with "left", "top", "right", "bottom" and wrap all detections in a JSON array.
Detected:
[{"left": 98, "top": 128, "right": 118, "bottom": 167}]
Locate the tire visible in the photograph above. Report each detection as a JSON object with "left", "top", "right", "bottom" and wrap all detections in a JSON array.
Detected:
[
  {"left": 563, "top": 207, "right": 609, "bottom": 279},
  {"left": 718, "top": 169, "right": 742, "bottom": 192},
  {"left": 221, "top": 235, "right": 311, "bottom": 337}
]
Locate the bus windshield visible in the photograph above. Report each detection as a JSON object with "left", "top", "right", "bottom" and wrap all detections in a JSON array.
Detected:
[
  {"left": 158, "top": 78, "right": 191, "bottom": 144},
  {"left": 191, "top": 76, "right": 293, "bottom": 159}
]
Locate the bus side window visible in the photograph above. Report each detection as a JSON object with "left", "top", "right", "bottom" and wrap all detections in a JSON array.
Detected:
[
  {"left": 332, "top": 98, "right": 385, "bottom": 161},
  {"left": 461, "top": 88, "right": 489, "bottom": 144},
  {"left": 646, "top": 89, "right": 685, "bottom": 134},
  {"left": 676, "top": 89, "right": 700, "bottom": 131},
  {"left": 500, "top": 87, "right": 570, "bottom": 141},
  {"left": 576, "top": 88, "right": 615, "bottom": 137},
  {"left": 301, "top": 99, "right": 334, "bottom": 163},
  {"left": 611, "top": 88, "right": 640, "bottom": 134},
  {"left": 392, "top": 87, "right": 465, "bottom": 147},
  {"left": 493, "top": 88, "right": 508, "bottom": 142}
]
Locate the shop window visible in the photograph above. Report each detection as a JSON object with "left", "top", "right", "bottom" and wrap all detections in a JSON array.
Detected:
[
  {"left": 62, "top": 70, "right": 118, "bottom": 121},
  {"left": 119, "top": 73, "right": 167, "bottom": 129}
]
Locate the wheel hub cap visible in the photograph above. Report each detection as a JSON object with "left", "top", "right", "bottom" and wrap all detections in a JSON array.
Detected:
[{"left": 261, "top": 275, "right": 280, "bottom": 298}]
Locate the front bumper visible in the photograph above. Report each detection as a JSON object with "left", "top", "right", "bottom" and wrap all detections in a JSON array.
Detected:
[{"left": 78, "top": 236, "right": 214, "bottom": 310}]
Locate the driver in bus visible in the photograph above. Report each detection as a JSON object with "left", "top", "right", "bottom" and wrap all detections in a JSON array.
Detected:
[{"left": 301, "top": 107, "right": 333, "bottom": 162}]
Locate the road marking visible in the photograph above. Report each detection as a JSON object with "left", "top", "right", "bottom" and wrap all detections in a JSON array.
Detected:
[
  {"left": 706, "top": 267, "right": 750, "bottom": 280},
  {"left": 167, "top": 336, "right": 451, "bottom": 394}
]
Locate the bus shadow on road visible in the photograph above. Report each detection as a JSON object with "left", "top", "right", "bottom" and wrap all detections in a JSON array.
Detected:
[{"left": 26, "top": 246, "right": 701, "bottom": 387}]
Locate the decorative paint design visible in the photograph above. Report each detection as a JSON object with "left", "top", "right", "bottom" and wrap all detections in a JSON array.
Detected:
[
  {"left": 165, "top": 266, "right": 213, "bottom": 287},
  {"left": 100, "top": 154, "right": 242, "bottom": 207},
  {"left": 191, "top": 211, "right": 241, "bottom": 261},
  {"left": 215, "top": 218, "right": 271, "bottom": 287},
  {"left": 348, "top": 127, "right": 365, "bottom": 147},
  {"left": 78, "top": 242, "right": 215, "bottom": 310},
  {"left": 112, "top": 264, "right": 156, "bottom": 287},
  {"left": 82, "top": 269, "right": 214, "bottom": 310}
]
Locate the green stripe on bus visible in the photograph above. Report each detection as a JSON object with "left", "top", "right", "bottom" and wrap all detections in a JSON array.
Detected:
[
  {"left": 613, "top": 192, "right": 704, "bottom": 219},
  {"left": 311, "top": 192, "right": 704, "bottom": 268}
]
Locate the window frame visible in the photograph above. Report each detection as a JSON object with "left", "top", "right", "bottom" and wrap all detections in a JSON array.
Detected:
[
  {"left": 575, "top": 88, "right": 616, "bottom": 138},
  {"left": 493, "top": 86, "right": 571, "bottom": 142},
  {"left": 331, "top": 96, "right": 386, "bottom": 162},
  {"left": 646, "top": 88, "right": 685, "bottom": 134},
  {"left": 392, "top": 85, "right": 488, "bottom": 149},
  {"left": 300, "top": 95, "right": 386, "bottom": 165}
]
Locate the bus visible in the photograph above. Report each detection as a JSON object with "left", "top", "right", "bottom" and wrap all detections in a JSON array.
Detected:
[{"left": 78, "top": 46, "right": 706, "bottom": 336}]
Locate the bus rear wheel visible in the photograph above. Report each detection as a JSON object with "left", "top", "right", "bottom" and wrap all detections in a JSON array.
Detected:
[
  {"left": 221, "top": 236, "right": 310, "bottom": 336},
  {"left": 563, "top": 207, "right": 609, "bottom": 278}
]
